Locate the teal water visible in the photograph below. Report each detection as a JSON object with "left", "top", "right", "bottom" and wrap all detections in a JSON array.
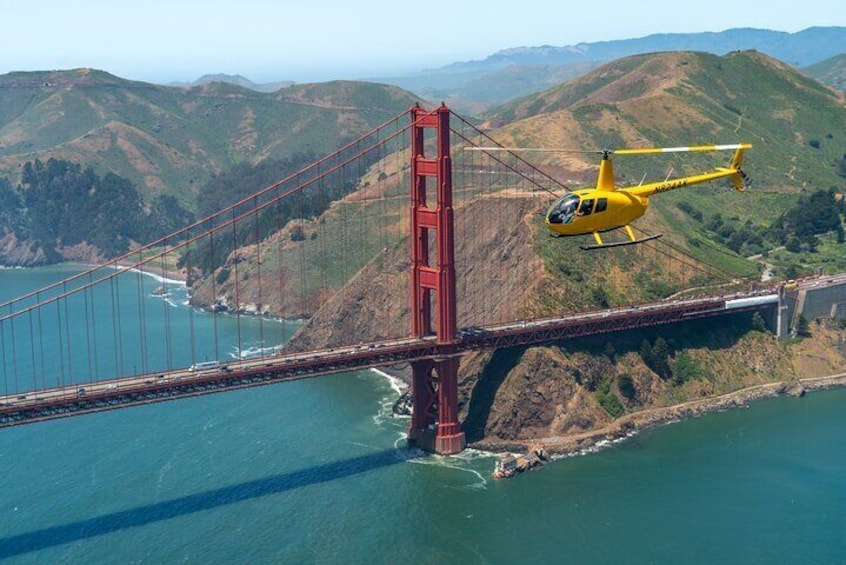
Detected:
[
  {"left": 0, "top": 265, "right": 297, "bottom": 393},
  {"left": 1, "top": 267, "right": 845, "bottom": 563}
]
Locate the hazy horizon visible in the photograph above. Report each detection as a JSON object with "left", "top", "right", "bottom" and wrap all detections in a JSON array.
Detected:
[{"left": 2, "top": 0, "right": 844, "bottom": 84}]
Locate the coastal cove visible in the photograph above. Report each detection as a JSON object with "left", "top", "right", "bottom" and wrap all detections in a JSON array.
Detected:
[
  {"left": 1, "top": 266, "right": 845, "bottom": 562},
  {"left": 471, "top": 372, "right": 846, "bottom": 457}
]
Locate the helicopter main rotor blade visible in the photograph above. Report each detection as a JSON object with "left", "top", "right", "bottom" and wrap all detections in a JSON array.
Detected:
[
  {"left": 613, "top": 143, "right": 752, "bottom": 155},
  {"left": 464, "top": 147, "right": 599, "bottom": 153},
  {"left": 466, "top": 144, "right": 752, "bottom": 155}
]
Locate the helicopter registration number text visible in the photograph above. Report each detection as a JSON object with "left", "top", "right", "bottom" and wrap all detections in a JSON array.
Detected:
[{"left": 653, "top": 179, "right": 689, "bottom": 193}]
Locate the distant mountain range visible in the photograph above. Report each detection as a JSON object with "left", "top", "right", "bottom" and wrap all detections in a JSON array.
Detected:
[
  {"left": 144, "top": 27, "right": 845, "bottom": 114},
  {"left": 147, "top": 27, "right": 845, "bottom": 113},
  {"left": 375, "top": 26, "right": 846, "bottom": 112},
  {"left": 168, "top": 73, "right": 294, "bottom": 93},
  {"left": 443, "top": 26, "right": 845, "bottom": 72}
]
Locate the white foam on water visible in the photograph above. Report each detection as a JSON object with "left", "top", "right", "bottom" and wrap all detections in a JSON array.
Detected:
[
  {"left": 108, "top": 264, "right": 187, "bottom": 288},
  {"left": 370, "top": 368, "right": 406, "bottom": 395}
]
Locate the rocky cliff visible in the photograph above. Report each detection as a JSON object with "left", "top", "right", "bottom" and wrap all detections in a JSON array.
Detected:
[{"left": 460, "top": 318, "right": 809, "bottom": 451}]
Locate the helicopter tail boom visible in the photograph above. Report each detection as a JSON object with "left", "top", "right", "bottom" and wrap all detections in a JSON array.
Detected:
[{"left": 625, "top": 143, "right": 752, "bottom": 197}]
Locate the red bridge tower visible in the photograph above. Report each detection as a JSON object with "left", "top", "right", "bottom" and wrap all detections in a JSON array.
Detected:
[{"left": 406, "top": 105, "right": 466, "bottom": 455}]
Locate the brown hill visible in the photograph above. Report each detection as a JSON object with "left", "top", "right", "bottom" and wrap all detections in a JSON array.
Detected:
[
  {"left": 485, "top": 50, "right": 845, "bottom": 194},
  {"left": 0, "top": 69, "right": 422, "bottom": 205}
]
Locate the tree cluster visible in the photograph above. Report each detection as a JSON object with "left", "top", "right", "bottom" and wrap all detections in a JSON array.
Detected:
[
  {"left": 769, "top": 189, "right": 845, "bottom": 250},
  {"left": 180, "top": 152, "right": 369, "bottom": 276},
  {"left": 0, "top": 158, "right": 193, "bottom": 261},
  {"left": 679, "top": 188, "right": 846, "bottom": 257}
]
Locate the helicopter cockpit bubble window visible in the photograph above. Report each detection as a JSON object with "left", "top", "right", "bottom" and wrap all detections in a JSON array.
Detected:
[{"left": 546, "top": 194, "right": 580, "bottom": 224}]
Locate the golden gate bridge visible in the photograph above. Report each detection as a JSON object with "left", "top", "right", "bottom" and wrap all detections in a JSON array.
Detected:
[{"left": 0, "top": 105, "right": 777, "bottom": 453}]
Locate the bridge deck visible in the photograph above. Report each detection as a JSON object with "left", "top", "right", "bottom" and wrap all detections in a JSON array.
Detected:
[{"left": 1, "top": 290, "right": 777, "bottom": 427}]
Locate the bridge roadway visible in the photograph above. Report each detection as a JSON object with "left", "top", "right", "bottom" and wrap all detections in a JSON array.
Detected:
[{"left": 0, "top": 288, "right": 778, "bottom": 428}]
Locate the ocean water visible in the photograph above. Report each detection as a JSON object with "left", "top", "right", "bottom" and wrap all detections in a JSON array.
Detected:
[{"left": 0, "top": 266, "right": 844, "bottom": 563}]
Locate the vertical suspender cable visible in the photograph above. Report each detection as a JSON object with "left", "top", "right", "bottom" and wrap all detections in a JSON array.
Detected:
[
  {"left": 83, "top": 285, "right": 93, "bottom": 384},
  {"left": 136, "top": 253, "right": 148, "bottom": 375},
  {"left": 340, "top": 161, "right": 349, "bottom": 295},
  {"left": 1, "top": 321, "right": 7, "bottom": 398},
  {"left": 28, "top": 310, "right": 37, "bottom": 391},
  {"left": 318, "top": 173, "right": 328, "bottom": 334},
  {"left": 297, "top": 175, "right": 308, "bottom": 327},
  {"left": 63, "top": 282, "right": 73, "bottom": 381},
  {"left": 276, "top": 197, "right": 285, "bottom": 348},
  {"left": 482, "top": 145, "right": 491, "bottom": 327},
  {"left": 376, "top": 140, "right": 388, "bottom": 337},
  {"left": 88, "top": 272, "right": 99, "bottom": 381},
  {"left": 187, "top": 248, "right": 196, "bottom": 366},
  {"left": 10, "top": 317, "right": 18, "bottom": 394},
  {"left": 161, "top": 242, "right": 173, "bottom": 371},
  {"left": 398, "top": 120, "right": 406, "bottom": 339},
  {"left": 232, "top": 218, "right": 243, "bottom": 362},
  {"left": 115, "top": 266, "right": 124, "bottom": 376},
  {"left": 359, "top": 138, "right": 367, "bottom": 275},
  {"left": 36, "top": 297, "right": 45, "bottom": 392},
  {"left": 56, "top": 300, "right": 65, "bottom": 391},
  {"left": 209, "top": 221, "right": 220, "bottom": 362},
  {"left": 254, "top": 202, "right": 265, "bottom": 358},
  {"left": 110, "top": 270, "right": 121, "bottom": 378}
]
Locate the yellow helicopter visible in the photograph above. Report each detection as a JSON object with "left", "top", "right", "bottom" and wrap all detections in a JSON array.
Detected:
[{"left": 474, "top": 143, "right": 751, "bottom": 250}]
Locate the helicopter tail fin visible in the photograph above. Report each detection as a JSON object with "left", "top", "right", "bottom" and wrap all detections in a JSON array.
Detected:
[
  {"left": 715, "top": 144, "right": 751, "bottom": 191},
  {"left": 728, "top": 144, "right": 751, "bottom": 191}
]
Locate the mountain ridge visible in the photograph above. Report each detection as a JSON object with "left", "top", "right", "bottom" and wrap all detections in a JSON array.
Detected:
[
  {"left": 378, "top": 26, "right": 846, "bottom": 112},
  {"left": 0, "top": 69, "right": 423, "bottom": 205},
  {"left": 482, "top": 50, "right": 845, "bottom": 194},
  {"left": 433, "top": 26, "right": 845, "bottom": 74}
]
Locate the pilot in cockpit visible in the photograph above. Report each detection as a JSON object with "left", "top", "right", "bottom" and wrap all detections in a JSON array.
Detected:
[{"left": 546, "top": 194, "right": 580, "bottom": 225}]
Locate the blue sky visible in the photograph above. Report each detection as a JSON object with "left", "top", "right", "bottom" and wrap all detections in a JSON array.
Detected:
[{"left": 2, "top": 0, "right": 844, "bottom": 83}]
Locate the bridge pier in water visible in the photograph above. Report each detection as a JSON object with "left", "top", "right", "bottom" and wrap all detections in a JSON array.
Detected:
[
  {"left": 407, "top": 356, "right": 465, "bottom": 455},
  {"left": 406, "top": 104, "right": 466, "bottom": 455}
]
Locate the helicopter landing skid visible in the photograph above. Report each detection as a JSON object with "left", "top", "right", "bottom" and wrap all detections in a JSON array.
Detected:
[{"left": 581, "top": 233, "right": 662, "bottom": 250}]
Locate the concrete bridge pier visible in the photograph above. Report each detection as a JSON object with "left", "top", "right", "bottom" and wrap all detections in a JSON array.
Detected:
[{"left": 407, "top": 356, "right": 466, "bottom": 455}]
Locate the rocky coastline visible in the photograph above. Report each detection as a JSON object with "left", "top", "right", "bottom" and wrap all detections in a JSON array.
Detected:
[{"left": 468, "top": 372, "right": 846, "bottom": 457}]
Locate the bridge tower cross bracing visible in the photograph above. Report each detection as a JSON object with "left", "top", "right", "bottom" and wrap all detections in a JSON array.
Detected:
[{"left": 406, "top": 104, "right": 466, "bottom": 455}]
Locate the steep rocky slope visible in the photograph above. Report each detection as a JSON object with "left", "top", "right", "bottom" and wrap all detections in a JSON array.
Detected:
[
  {"left": 282, "top": 192, "right": 545, "bottom": 349},
  {"left": 459, "top": 317, "right": 804, "bottom": 449}
]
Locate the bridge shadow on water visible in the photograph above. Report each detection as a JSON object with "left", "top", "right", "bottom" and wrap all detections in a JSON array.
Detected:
[{"left": 0, "top": 447, "right": 420, "bottom": 559}]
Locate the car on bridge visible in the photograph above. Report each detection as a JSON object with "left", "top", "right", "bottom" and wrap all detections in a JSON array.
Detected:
[{"left": 189, "top": 361, "right": 223, "bottom": 372}]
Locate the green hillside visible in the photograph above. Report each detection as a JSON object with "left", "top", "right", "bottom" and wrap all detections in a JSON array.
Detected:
[
  {"left": 481, "top": 50, "right": 846, "bottom": 285},
  {"left": 488, "top": 51, "right": 845, "bottom": 194},
  {"left": 0, "top": 69, "right": 422, "bottom": 208},
  {"left": 804, "top": 54, "right": 846, "bottom": 91}
]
